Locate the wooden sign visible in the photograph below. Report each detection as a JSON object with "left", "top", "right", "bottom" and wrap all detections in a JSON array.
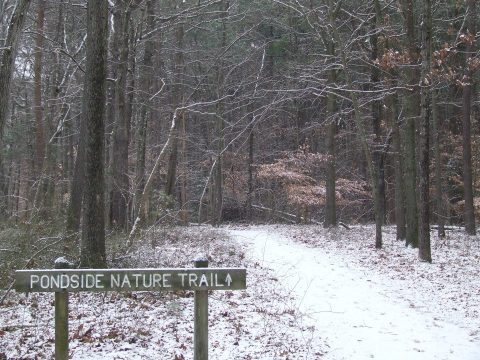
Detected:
[
  {"left": 15, "top": 268, "right": 246, "bottom": 293},
  {"left": 15, "top": 258, "right": 246, "bottom": 360}
]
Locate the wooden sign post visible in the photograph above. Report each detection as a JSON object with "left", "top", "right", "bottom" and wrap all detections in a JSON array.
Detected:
[
  {"left": 54, "top": 258, "right": 72, "bottom": 360},
  {"left": 15, "top": 258, "right": 247, "bottom": 360},
  {"left": 194, "top": 256, "right": 209, "bottom": 360}
]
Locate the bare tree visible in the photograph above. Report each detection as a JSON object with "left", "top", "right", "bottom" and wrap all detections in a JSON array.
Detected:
[
  {"left": 418, "top": 0, "right": 432, "bottom": 262},
  {"left": 33, "top": 0, "right": 46, "bottom": 176},
  {"left": 323, "top": 2, "right": 338, "bottom": 228},
  {"left": 461, "top": 0, "right": 476, "bottom": 235},
  {"left": 134, "top": 0, "right": 156, "bottom": 220},
  {"left": 110, "top": 0, "right": 132, "bottom": 230},
  {"left": 401, "top": 0, "right": 420, "bottom": 248},
  {"left": 0, "top": 0, "right": 32, "bottom": 216},
  {"left": 80, "top": 0, "right": 109, "bottom": 268},
  {"left": 211, "top": 0, "right": 229, "bottom": 226}
]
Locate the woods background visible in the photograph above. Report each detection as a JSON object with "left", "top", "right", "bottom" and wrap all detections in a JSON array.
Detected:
[{"left": 0, "top": 0, "right": 479, "bottom": 265}]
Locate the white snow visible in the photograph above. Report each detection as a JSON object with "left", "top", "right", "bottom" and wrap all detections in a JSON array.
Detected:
[
  {"left": 2, "top": 224, "right": 480, "bottom": 359},
  {"left": 228, "top": 225, "right": 480, "bottom": 360},
  {"left": 0, "top": 226, "right": 325, "bottom": 359}
]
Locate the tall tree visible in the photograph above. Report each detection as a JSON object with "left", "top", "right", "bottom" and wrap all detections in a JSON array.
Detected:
[
  {"left": 389, "top": 88, "right": 406, "bottom": 240},
  {"left": 432, "top": 89, "right": 445, "bottom": 238},
  {"left": 80, "top": 0, "right": 109, "bottom": 268},
  {"left": 308, "top": 0, "right": 338, "bottom": 228},
  {"left": 418, "top": 0, "right": 432, "bottom": 262},
  {"left": 179, "top": 109, "right": 188, "bottom": 224},
  {"left": 66, "top": 112, "right": 87, "bottom": 232},
  {"left": 370, "top": 0, "right": 386, "bottom": 234},
  {"left": 323, "top": 46, "right": 337, "bottom": 228},
  {"left": 0, "top": 0, "right": 32, "bottom": 216},
  {"left": 246, "top": 116, "right": 255, "bottom": 221},
  {"left": 461, "top": 0, "right": 476, "bottom": 235},
  {"left": 110, "top": 0, "right": 132, "bottom": 230},
  {"left": 211, "top": 0, "right": 229, "bottom": 226},
  {"left": 134, "top": 0, "right": 155, "bottom": 220},
  {"left": 322, "top": 0, "right": 337, "bottom": 228},
  {"left": 332, "top": 1, "right": 383, "bottom": 248},
  {"left": 33, "top": 0, "right": 46, "bottom": 176},
  {"left": 165, "top": 1, "right": 186, "bottom": 200},
  {"left": 401, "top": 0, "right": 420, "bottom": 248}
]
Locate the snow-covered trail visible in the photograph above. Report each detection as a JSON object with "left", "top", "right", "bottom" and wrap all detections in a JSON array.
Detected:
[{"left": 228, "top": 227, "right": 480, "bottom": 360}]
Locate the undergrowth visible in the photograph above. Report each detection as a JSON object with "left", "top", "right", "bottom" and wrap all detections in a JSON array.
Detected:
[
  {"left": 0, "top": 223, "right": 241, "bottom": 290},
  {"left": 0, "top": 222, "right": 75, "bottom": 289}
]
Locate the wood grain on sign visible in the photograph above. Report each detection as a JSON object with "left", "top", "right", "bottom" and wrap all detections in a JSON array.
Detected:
[{"left": 15, "top": 268, "right": 246, "bottom": 292}]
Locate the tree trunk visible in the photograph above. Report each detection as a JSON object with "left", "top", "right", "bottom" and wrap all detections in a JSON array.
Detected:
[
  {"left": 432, "top": 90, "right": 445, "bottom": 238},
  {"left": 333, "top": 6, "right": 382, "bottom": 248},
  {"left": 323, "top": 4, "right": 337, "bottom": 228},
  {"left": 29, "top": 0, "right": 47, "bottom": 219},
  {"left": 31, "top": 0, "right": 65, "bottom": 220},
  {"left": 165, "top": 11, "right": 185, "bottom": 200},
  {"left": 246, "top": 120, "right": 254, "bottom": 221},
  {"left": 33, "top": 0, "right": 45, "bottom": 176},
  {"left": 165, "top": 131, "right": 179, "bottom": 197},
  {"left": 80, "top": 0, "right": 108, "bottom": 268},
  {"left": 129, "top": 109, "right": 182, "bottom": 243},
  {"left": 134, "top": 0, "right": 155, "bottom": 220},
  {"left": 211, "top": 0, "right": 229, "bottom": 226},
  {"left": 390, "top": 90, "right": 406, "bottom": 240},
  {"left": 324, "top": 76, "right": 337, "bottom": 228},
  {"left": 110, "top": 2, "right": 131, "bottom": 230},
  {"left": 212, "top": 103, "right": 224, "bottom": 226},
  {"left": 0, "top": 0, "right": 32, "bottom": 216},
  {"left": 461, "top": 0, "right": 476, "bottom": 235},
  {"left": 371, "top": 0, "right": 385, "bottom": 240},
  {"left": 66, "top": 110, "right": 87, "bottom": 232},
  {"left": 402, "top": 0, "right": 420, "bottom": 248},
  {"left": 179, "top": 111, "right": 188, "bottom": 224},
  {"left": 418, "top": 0, "right": 432, "bottom": 262},
  {"left": 244, "top": 46, "right": 267, "bottom": 223},
  {"left": 45, "top": 0, "right": 65, "bottom": 218}
]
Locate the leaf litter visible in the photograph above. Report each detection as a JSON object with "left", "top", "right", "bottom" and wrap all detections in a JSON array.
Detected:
[{"left": 0, "top": 226, "right": 325, "bottom": 359}]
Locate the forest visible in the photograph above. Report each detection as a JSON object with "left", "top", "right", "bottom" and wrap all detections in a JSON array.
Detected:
[{"left": 0, "top": 0, "right": 479, "bottom": 267}]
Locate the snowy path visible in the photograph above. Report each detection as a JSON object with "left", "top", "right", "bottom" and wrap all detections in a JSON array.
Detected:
[{"left": 228, "top": 227, "right": 480, "bottom": 360}]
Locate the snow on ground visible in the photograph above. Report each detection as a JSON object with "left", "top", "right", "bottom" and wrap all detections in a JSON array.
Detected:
[
  {"left": 2, "top": 224, "right": 479, "bottom": 359},
  {"left": 0, "top": 226, "right": 325, "bottom": 359},
  {"left": 227, "top": 224, "right": 480, "bottom": 360}
]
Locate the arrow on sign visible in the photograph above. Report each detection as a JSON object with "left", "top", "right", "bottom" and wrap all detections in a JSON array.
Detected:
[{"left": 225, "top": 273, "right": 232, "bottom": 286}]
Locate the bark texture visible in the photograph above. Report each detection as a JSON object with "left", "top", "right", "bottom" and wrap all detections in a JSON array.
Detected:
[
  {"left": 110, "top": 2, "right": 131, "bottom": 230},
  {"left": 0, "top": 0, "right": 32, "bottom": 215},
  {"left": 134, "top": 0, "right": 155, "bottom": 220},
  {"left": 402, "top": 0, "right": 419, "bottom": 248},
  {"left": 432, "top": 90, "right": 445, "bottom": 238},
  {"left": 33, "top": 0, "right": 46, "bottom": 175},
  {"left": 418, "top": 0, "right": 432, "bottom": 263},
  {"left": 324, "top": 78, "right": 337, "bottom": 228},
  {"left": 461, "top": 0, "right": 476, "bottom": 235},
  {"left": 80, "top": 0, "right": 109, "bottom": 268},
  {"left": 323, "top": 2, "right": 337, "bottom": 228}
]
